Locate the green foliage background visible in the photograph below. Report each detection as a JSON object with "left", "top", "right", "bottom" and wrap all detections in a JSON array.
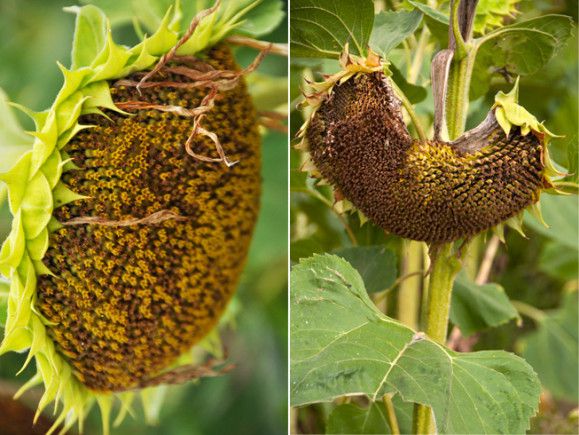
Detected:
[{"left": 0, "top": 0, "right": 288, "bottom": 434}]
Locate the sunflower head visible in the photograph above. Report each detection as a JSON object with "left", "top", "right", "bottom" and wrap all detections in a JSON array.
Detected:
[
  {"left": 297, "top": 53, "right": 563, "bottom": 245},
  {"left": 0, "top": 0, "right": 283, "bottom": 432}
]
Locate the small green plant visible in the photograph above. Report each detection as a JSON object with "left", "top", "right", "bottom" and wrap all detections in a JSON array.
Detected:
[
  {"left": 0, "top": 0, "right": 286, "bottom": 433},
  {"left": 290, "top": 0, "right": 577, "bottom": 434}
]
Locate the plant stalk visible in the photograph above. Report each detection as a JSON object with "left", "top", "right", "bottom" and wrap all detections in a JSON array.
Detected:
[
  {"left": 397, "top": 240, "right": 423, "bottom": 330},
  {"left": 413, "top": 244, "right": 461, "bottom": 433},
  {"left": 383, "top": 394, "right": 401, "bottom": 435},
  {"left": 413, "top": 1, "right": 480, "bottom": 431}
]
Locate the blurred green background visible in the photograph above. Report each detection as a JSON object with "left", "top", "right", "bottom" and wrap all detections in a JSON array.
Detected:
[{"left": 0, "top": 0, "right": 288, "bottom": 434}]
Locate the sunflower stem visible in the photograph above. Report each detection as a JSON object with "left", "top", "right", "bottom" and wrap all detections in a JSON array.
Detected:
[
  {"left": 413, "top": 1, "right": 480, "bottom": 432},
  {"left": 413, "top": 244, "right": 462, "bottom": 434},
  {"left": 397, "top": 240, "right": 423, "bottom": 330}
]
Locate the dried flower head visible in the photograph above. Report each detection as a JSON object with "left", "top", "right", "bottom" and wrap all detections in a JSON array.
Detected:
[{"left": 298, "top": 52, "right": 562, "bottom": 244}]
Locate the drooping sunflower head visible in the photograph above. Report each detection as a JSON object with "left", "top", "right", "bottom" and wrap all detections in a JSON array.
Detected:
[
  {"left": 298, "top": 52, "right": 564, "bottom": 245},
  {"left": 0, "top": 0, "right": 284, "bottom": 433}
]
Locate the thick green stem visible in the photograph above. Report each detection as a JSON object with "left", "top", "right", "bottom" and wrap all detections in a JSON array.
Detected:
[
  {"left": 414, "top": 4, "right": 475, "bottom": 429},
  {"left": 424, "top": 245, "right": 462, "bottom": 342},
  {"left": 413, "top": 244, "right": 461, "bottom": 433},
  {"left": 397, "top": 240, "right": 423, "bottom": 330},
  {"left": 412, "top": 1, "right": 480, "bottom": 431},
  {"left": 445, "top": 52, "right": 475, "bottom": 140}
]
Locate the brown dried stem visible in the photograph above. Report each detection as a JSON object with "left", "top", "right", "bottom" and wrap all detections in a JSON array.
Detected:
[
  {"left": 136, "top": 358, "right": 235, "bottom": 389},
  {"left": 226, "top": 35, "right": 288, "bottom": 56},
  {"left": 63, "top": 210, "right": 187, "bottom": 227}
]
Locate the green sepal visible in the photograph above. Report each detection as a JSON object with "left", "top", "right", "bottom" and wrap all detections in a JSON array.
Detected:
[
  {"left": 0, "top": 211, "right": 26, "bottom": 276},
  {"left": 178, "top": 0, "right": 263, "bottom": 55},
  {"left": 40, "top": 151, "right": 64, "bottom": 189},
  {"left": 90, "top": 31, "right": 133, "bottom": 82},
  {"left": 47, "top": 217, "right": 64, "bottom": 233},
  {"left": 17, "top": 315, "right": 46, "bottom": 375},
  {"left": 57, "top": 123, "right": 95, "bottom": 150},
  {"left": 20, "top": 172, "right": 53, "bottom": 240},
  {"left": 8, "top": 102, "right": 49, "bottom": 132},
  {"left": 96, "top": 395, "right": 114, "bottom": 435},
  {"left": 0, "top": 326, "right": 32, "bottom": 354},
  {"left": 33, "top": 260, "right": 55, "bottom": 277},
  {"left": 493, "top": 222, "right": 506, "bottom": 243},
  {"left": 82, "top": 81, "right": 129, "bottom": 115},
  {"left": 505, "top": 213, "right": 526, "bottom": 238},
  {"left": 14, "top": 373, "right": 43, "bottom": 399},
  {"left": 129, "top": 7, "right": 179, "bottom": 59},
  {"left": 529, "top": 201, "right": 548, "bottom": 228},
  {"left": 53, "top": 181, "right": 90, "bottom": 208},
  {"left": 113, "top": 392, "right": 136, "bottom": 427},
  {"left": 140, "top": 385, "right": 168, "bottom": 426},
  {"left": 65, "top": 5, "right": 108, "bottom": 70},
  {"left": 27, "top": 228, "right": 49, "bottom": 262},
  {"left": 0, "top": 151, "right": 32, "bottom": 213},
  {"left": 493, "top": 78, "right": 559, "bottom": 142},
  {"left": 55, "top": 64, "right": 93, "bottom": 107},
  {"left": 29, "top": 111, "right": 59, "bottom": 176},
  {"left": 56, "top": 92, "right": 90, "bottom": 133}
]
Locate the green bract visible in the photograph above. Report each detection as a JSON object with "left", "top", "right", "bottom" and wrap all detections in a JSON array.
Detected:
[{"left": 0, "top": 1, "right": 281, "bottom": 433}]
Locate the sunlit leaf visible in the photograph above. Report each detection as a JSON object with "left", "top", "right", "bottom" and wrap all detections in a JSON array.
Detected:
[
  {"left": 333, "top": 245, "right": 397, "bottom": 293},
  {"left": 471, "top": 15, "right": 573, "bottom": 99},
  {"left": 369, "top": 9, "right": 422, "bottom": 57},
  {"left": 290, "top": 0, "right": 374, "bottom": 58}
]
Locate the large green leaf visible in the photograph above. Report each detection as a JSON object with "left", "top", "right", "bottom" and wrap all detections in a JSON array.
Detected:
[
  {"left": 333, "top": 245, "right": 397, "bottom": 293},
  {"left": 520, "top": 292, "right": 578, "bottom": 403},
  {"left": 407, "top": 0, "right": 448, "bottom": 46},
  {"left": 450, "top": 272, "right": 519, "bottom": 336},
  {"left": 471, "top": 15, "right": 573, "bottom": 98},
  {"left": 525, "top": 194, "right": 579, "bottom": 251},
  {"left": 291, "top": 254, "right": 540, "bottom": 434},
  {"left": 290, "top": 0, "right": 374, "bottom": 58},
  {"left": 369, "top": 9, "right": 422, "bottom": 57},
  {"left": 237, "top": 0, "right": 285, "bottom": 37}
]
